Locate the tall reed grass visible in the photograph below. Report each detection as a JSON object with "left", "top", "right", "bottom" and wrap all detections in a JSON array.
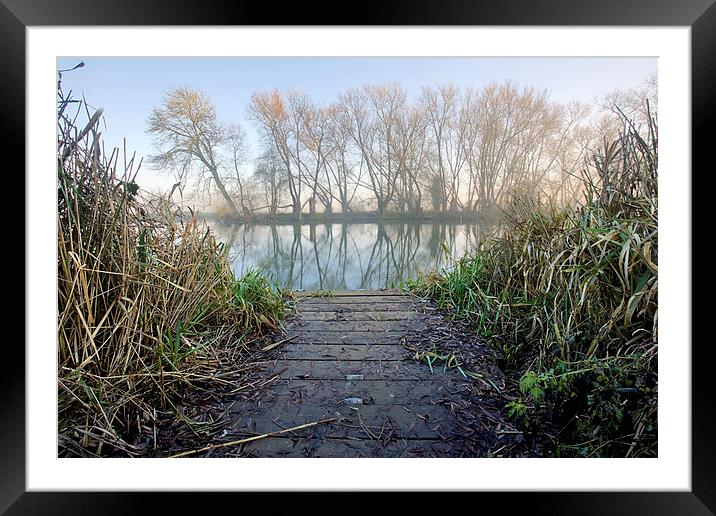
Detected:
[
  {"left": 57, "top": 88, "right": 285, "bottom": 457},
  {"left": 411, "top": 106, "right": 658, "bottom": 457}
]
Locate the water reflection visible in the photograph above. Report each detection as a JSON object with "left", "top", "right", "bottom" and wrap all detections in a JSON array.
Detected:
[{"left": 208, "top": 222, "right": 497, "bottom": 290}]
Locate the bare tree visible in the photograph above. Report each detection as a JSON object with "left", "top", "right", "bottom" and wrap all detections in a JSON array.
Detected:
[
  {"left": 248, "top": 90, "right": 302, "bottom": 215},
  {"left": 599, "top": 70, "right": 657, "bottom": 130},
  {"left": 146, "top": 86, "right": 240, "bottom": 214},
  {"left": 225, "top": 122, "right": 251, "bottom": 214},
  {"left": 254, "top": 146, "right": 288, "bottom": 215},
  {"left": 239, "top": 76, "right": 654, "bottom": 218},
  {"left": 421, "top": 84, "right": 469, "bottom": 212},
  {"left": 551, "top": 111, "right": 595, "bottom": 206},
  {"left": 324, "top": 104, "right": 362, "bottom": 213},
  {"left": 464, "top": 82, "right": 559, "bottom": 210},
  {"left": 340, "top": 84, "right": 405, "bottom": 215},
  {"left": 393, "top": 101, "right": 428, "bottom": 213},
  {"left": 296, "top": 99, "right": 335, "bottom": 215},
  {"left": 464, "top": 82, "right": 519, "bottom": 210}
]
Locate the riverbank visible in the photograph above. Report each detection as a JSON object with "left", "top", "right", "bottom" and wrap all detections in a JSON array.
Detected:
[
  {"left": 58, "top": 91, "right": 289, "bottom": 457},
  {"left": 198, "top": 209, "right": 501, "bottom": 226},
  {"left": 408, "top": 112, "right": 658, "bottom": 457}
]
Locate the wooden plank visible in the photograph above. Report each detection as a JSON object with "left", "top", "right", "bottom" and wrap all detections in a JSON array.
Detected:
[
  {"left": 239, "top": 378, "right": 468, "bottom": 405},
  {"left": 289, "top": 320, "right": 425, "bottom": 332},
  {"left": 280, "top": 344, "right": 410, "bottom": 360},
  {"left": 261, "top": 359, "right": 453, "bottom": 381},
  {"left": 295, "top": 289, "right": 404, "bottom": 298},
  {"left": 297, "top": 295, "right": 412, "bottom": 304},
  {"left": 229, "top": 403, "right": 458, "bottom": 440},
  {"left": 328, "top": 290, "right": 404, "bottom": 296},
  {"left": 299, "top": 311, "right": 420, "bottom": 321},
  {"left": 299, "top": 302, "right": 430, "bottom": 312},
  {"left": 232, "top": 436, "right": 455, "bottom": 458},
  {"left": 281, "top": 344, "right": 409, "bottom": 360},
  {"left": 203, "top": 287, "right": 504, "bottom": 458},
  {"left": 284, "top": 332, "right": 410, "bottom": 345}
]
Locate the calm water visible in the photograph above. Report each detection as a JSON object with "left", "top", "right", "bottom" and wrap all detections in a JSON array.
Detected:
[{"left": 208, "top": 221, "right": 496, "bottom": 291}]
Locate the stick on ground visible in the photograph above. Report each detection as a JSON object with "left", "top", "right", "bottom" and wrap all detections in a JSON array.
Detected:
[{"left": 170, "top": 417, "right": 337, "bottom": 458}]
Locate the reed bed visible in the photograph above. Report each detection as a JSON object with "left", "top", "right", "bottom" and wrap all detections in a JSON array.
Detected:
[
  {"left": 57, "top": 90, "right": 286, "bottom": 457},
  {"left": 411, "top": 107, "right": 658, "bottom": 457}
]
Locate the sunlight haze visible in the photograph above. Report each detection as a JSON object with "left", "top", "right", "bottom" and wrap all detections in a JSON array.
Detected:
[{"left": 57, "top": 56, "right": 656, "bottom": 196}]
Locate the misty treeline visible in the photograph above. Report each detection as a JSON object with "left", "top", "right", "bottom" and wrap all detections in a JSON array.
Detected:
[{"left": 146, "top": 75, "right": 656, "bottom": 218}]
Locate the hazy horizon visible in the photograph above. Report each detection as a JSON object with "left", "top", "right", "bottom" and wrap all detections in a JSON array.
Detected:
[{"left": 57, "top": 56, "right": 656, "bottom": 200}]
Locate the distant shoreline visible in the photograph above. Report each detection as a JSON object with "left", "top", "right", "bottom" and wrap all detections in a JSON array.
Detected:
[{"left": 196, "top": 210, "right": 501, "bottom": 225}]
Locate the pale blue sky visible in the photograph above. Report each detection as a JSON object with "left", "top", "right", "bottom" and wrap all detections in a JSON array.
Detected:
[{"left": 57, "top": 57, "right": 656, "bottom": 192}]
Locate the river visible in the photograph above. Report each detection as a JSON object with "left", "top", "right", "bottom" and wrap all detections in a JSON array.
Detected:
[{"left": 207, "top": 221, "right": 497, "bottom": 291}]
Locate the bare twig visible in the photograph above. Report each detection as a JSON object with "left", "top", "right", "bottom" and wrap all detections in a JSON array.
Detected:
[
  {"left": 261, "top": 334, "right": 299, "bottom": 352},
  {"left": 170, "top": 417, "right": 337, "bottom": 457}
]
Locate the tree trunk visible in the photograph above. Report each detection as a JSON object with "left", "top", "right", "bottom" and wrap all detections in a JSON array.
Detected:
[{"left": 210, "top": 167, "right": 239, "bottom": 214}]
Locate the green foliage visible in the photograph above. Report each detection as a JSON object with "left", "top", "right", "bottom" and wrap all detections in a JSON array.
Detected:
[
  {"left": 506, "top": 400, "right": 529, "bottom": 427},
  {"left": 228, "top": 268, "right": 286, "bottom": 331},
  {"left": 519, "top": 371, "right": 545, "bottom": 404},
  {"left": 308, "top": 289, "right": 334, "bottom": 298}
]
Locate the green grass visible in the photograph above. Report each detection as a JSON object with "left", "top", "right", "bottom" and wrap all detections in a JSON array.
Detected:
[
  {"left": 228, "top": 268, "right": 286, "bottom": 331},
  {"left": 305, "top": 289, "right": 334, "bottom": 298}
]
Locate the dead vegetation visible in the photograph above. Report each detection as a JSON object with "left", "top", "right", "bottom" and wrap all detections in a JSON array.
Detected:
[
  {"left": 411, "top": 105, "right": 658, "bottom": 457},
  {"left": 57, "top": 84, "right": 286, "bottom": 457}
]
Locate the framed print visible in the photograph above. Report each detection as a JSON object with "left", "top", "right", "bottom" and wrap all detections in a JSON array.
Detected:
[{"left": 7, "top": 0, "right": 714, "bottom": 512}]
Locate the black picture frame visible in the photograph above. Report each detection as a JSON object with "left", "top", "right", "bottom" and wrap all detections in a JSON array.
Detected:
[{"left": 7, "top": 0, "right": 714, "bottom": 513}]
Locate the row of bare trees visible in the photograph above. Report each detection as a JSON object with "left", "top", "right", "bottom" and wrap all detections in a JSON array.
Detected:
[{"left": 147, "top": 77, "right": 656, "bottom": 217}]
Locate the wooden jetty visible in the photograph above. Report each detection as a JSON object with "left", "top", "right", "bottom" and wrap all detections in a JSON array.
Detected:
[{"left": 225, "top": 290, "right": 522, "bottom": 458}]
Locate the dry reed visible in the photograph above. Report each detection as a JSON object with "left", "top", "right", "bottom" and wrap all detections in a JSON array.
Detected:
[
  {"left": 412, "top": 104, "right": 658, "bottom": 457},
  {"left": 57, "top": 87, "right": 285, "bottom": 457}
]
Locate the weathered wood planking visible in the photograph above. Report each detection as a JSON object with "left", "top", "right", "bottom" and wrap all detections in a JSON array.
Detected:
[
  {"left": 260, "top": 359, "right": 455, "bottom": 380},
  {"left": 299, "top": 311, "right": 420, "bottom": 321},
  {"left": 229, "top": 290, "right": 471, "bottom": 457},
  {"left": 298, "top": 302, "right": 431, "bottom": 312},
  {"left": 234, "top": 437, "right": 454, "bottom": 458},
  {"left": 281, "top": 344, "right": 408, "bottom": 360},
  {"left": 289, "top": 321, "right": 426, "bottom": 333},
  {"left": 294, "top": 290, "right": 404, "bottom": 297},
  {"left": 234, "top": 378, "right": 468, "bottom": 405},
  {"left": 284, "top": 333, "right": 410, "bottom": 345},
  {"left": 295, "top": 296, "right": 413, "bottom": 304},
  {"left": 229, "top": 403, "right": 457, "bottom": 440}
]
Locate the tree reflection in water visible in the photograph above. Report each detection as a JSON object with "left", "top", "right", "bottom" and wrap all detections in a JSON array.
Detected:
[{"left": 209, "top": 221, "right": 497, "bottom": 290}]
